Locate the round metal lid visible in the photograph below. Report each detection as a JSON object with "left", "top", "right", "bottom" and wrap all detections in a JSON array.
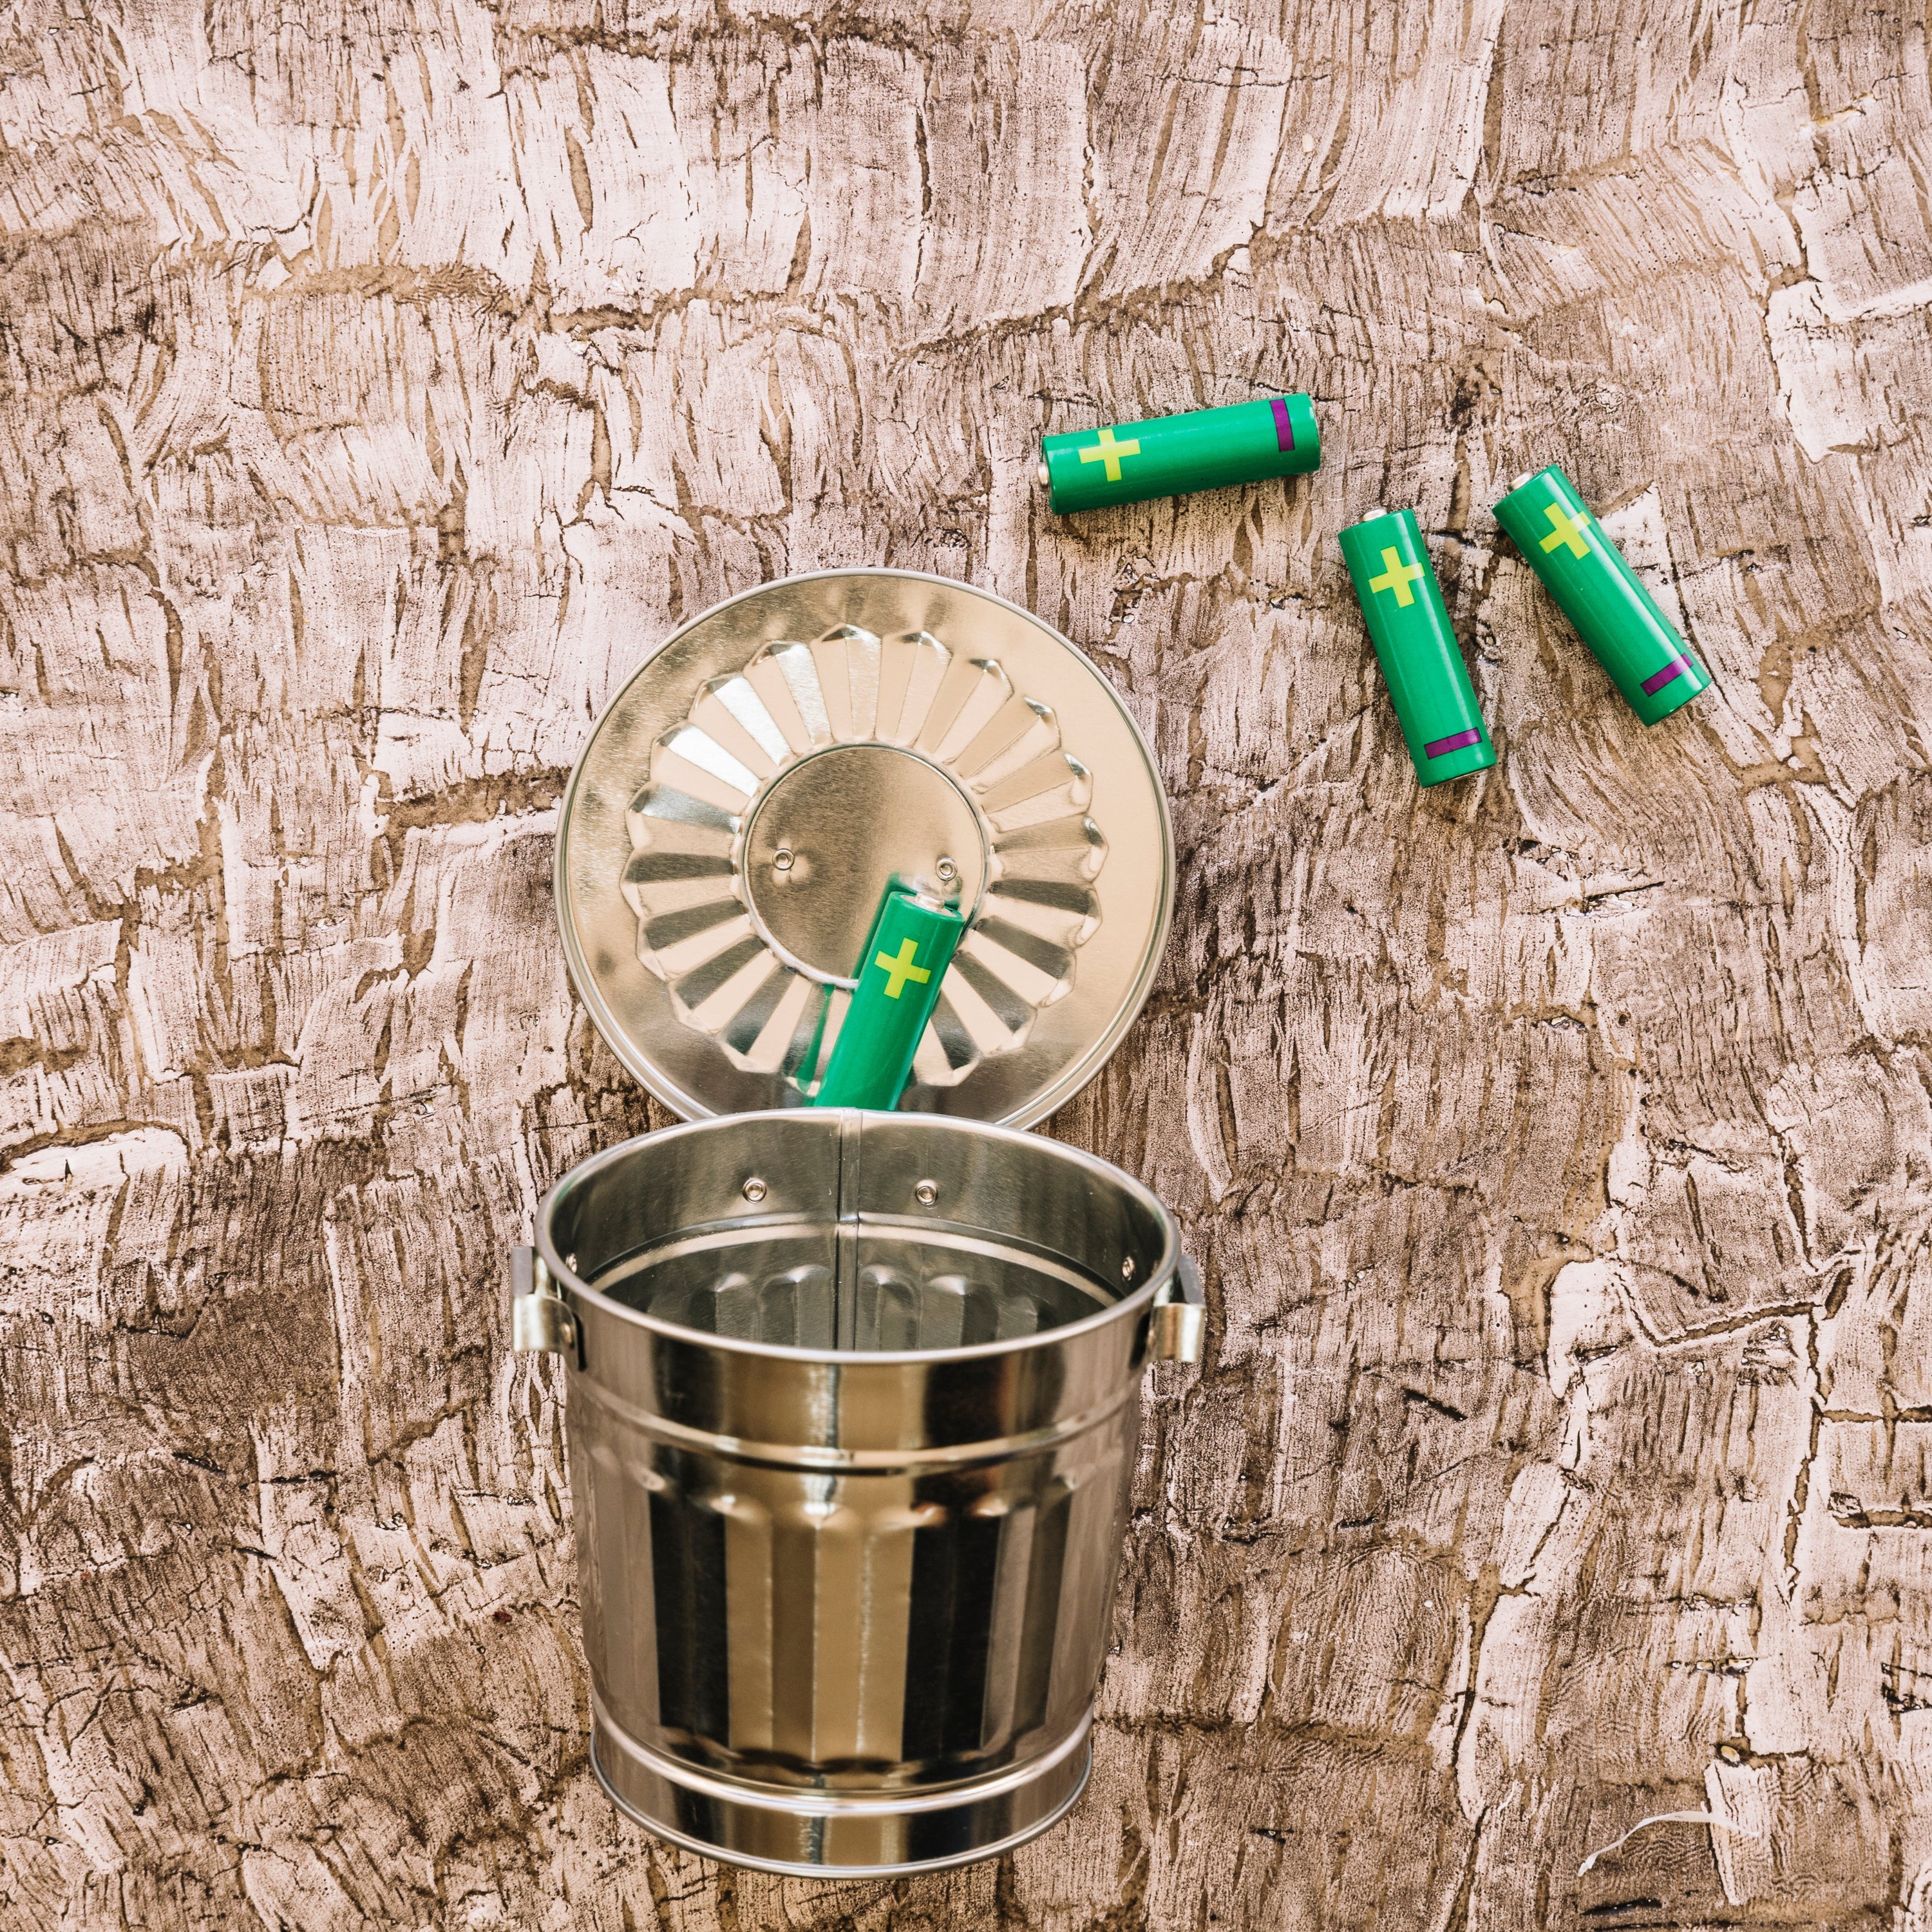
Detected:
[{"left": 555, "top": 569, "right": 1174, "bottom": 1126}]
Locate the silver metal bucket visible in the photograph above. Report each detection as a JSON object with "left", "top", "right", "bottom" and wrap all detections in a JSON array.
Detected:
[{"left": 513, "top": 1108, "right": 1200, "bottom": 1875}]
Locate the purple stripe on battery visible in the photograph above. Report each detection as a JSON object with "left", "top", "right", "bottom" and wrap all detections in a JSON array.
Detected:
[
  {"left": 1640, "top": 658, "right": 1687, "bottom": 696},
  {"left": 1423, "top": 728, "right": 1483, "bottom": 759},
  {"left": 1271, "top": 397, "right": 1293, "bottom": 451}
]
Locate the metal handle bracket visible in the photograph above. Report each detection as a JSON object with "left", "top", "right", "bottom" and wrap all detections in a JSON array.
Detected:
[
  {"left": 511, "top": 1244, "right": 576, "bottom": 1354},
  {"left": 1150, "top": 1253, "right": 1205, "bottom": 1363}
]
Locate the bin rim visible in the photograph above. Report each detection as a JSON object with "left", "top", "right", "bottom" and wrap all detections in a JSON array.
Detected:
[{"left": 532, "top": 1108, "right": 1177, "bottom": 1367}]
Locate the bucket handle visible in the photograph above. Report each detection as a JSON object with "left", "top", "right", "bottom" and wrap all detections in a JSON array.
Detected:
[
  {"left": 1150, "top": 1254, "right": 1205, "bottom": 1364},
  {"left": 510, "top": 1245, "right": 576, "bottom": 1355}
]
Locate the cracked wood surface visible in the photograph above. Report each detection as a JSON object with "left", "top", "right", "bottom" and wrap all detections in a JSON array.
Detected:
[{"left": 2, "top": 1, "right": 1930, "bottom": 1927}]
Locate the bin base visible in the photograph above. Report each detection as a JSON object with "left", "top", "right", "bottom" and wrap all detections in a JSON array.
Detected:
[{"left": 589, "top": 1696, "right": 1092, "bottom": 1877}]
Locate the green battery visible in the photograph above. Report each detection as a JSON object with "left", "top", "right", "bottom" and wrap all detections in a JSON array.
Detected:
[
  {"left": 1039, "top": 393, "right": 1320, "bottom": 514},
  {"left": 811, "top": 888, "right": 965, "bottom": 1111},
  {"left": 1493, "top": 466, "right": 1710, "bottom": 725},
  {"left": 1337, "top": 507, "right": 1496, "bottom": 786}
]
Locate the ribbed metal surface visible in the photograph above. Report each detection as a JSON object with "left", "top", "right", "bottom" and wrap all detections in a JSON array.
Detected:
[
  {"left": 553, "top": 570, "right": 1174, "bottom": 1126},
  {"left": 598, "top": 1235, "right": 1108, "bottom": 1351},
  {"left": 538, "top": 1110, "right": 1174, "bottom": 1873}
]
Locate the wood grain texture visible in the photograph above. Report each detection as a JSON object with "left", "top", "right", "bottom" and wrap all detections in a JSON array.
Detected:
[{"left": 1, "top": 1, "right": 1929, "bottom": 1924}]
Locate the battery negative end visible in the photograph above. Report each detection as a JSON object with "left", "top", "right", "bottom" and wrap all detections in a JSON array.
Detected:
[{"left": 1037, "top": 460, "right": 1050, "bottom": 488}]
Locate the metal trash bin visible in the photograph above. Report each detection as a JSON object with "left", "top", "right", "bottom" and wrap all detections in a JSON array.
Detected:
[{"left": 514, "top": 571, "right": 1188, "bottom": 1875}]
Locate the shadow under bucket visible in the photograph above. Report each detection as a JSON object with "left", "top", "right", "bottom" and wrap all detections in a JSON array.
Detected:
[{"left": 513, "top": 1110, "right": 1200, "bottom": 1875}]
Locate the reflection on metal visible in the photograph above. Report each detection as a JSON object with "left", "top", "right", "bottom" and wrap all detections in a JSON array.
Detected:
[
  {"left": 535, "top": 1110, "right": 1182, "bottom": 1876},
  {"left": 623, "top": 621, "right": 1103, "bottom": 1095},
  {"left": 555, "top": 571, "right": 1173, "bottom": 1126}
]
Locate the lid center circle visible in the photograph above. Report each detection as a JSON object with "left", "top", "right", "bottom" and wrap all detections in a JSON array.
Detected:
[{"left": 741, "top": 744, "right": 988, "bottom": 983}]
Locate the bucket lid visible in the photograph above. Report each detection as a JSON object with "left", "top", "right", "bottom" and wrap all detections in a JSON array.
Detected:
[{"left": 555, "top": 569, "right": 1174, "bottom": 1126}]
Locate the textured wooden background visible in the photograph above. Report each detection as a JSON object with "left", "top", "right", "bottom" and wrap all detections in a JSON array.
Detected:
[{"left": 3, "top": 1, "right": 1930, "bottom": 1926}]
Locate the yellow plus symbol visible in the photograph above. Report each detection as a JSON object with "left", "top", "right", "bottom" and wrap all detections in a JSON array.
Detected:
[
  {"left": 1078, "top": 427, "right": 1141, "bottom": 482},
  {"left": 1540, "top": 501, "right": 1591, "bottom": 558},
  {"left": 873, "top": 936, "right": 932, "bottom": 1000},
  {"left": 1367, "top": 546, "right": 1425, "bottom": 606}
]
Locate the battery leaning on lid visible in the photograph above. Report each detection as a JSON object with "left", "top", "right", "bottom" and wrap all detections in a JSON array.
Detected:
[
  {"left": 811, "top": 887, "right": 965, "bottom": 1111},
  {"left": 1493, "top": 466, "right": 1710, "bottom": 726},
  {"left": 1040, "top": 394, "right": 1320, "bottom": 514},
  {"left": 1338, "top": 508, "right": 1496, "bottom": 786}
]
